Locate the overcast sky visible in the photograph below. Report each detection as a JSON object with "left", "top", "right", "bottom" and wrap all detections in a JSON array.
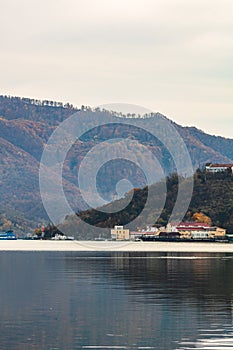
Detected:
[{"left": 0, "top": 0, "right": 232, "bottom": 138}]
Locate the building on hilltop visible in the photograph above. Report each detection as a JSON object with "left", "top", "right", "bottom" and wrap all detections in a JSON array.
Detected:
[{"left": 205, "top": 163, "right": 233, "bottom": 174}]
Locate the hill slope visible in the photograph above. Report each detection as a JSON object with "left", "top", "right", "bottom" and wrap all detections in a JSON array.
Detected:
[
  {"left": 0, "top": 95, "right": 232, "bottom": 233},
  {"left": 62, "top": 171, "right": 233, "bottom": 238}
]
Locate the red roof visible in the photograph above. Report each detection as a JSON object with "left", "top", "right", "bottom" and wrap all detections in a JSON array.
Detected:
[
  {"left": 177, "top": 222, "right": 211, "bottom": 231},
  {"left": 207, "top": 164, "right": 233, "bottom": 168},
  {"left": 130, "top": 231, "right": 152, "bottom": 235}
]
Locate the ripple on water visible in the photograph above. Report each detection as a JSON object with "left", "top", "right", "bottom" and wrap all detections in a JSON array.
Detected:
[{"left": 176, "top": 327, "right": 233, "bottom": 349}]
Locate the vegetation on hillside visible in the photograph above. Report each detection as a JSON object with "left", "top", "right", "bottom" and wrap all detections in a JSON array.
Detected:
[
  {"left": 0, "top": 95, "right": 232, "bottom": 234},
  {"left": 62, "top": 170, "right": 233, "bottom": 238}
]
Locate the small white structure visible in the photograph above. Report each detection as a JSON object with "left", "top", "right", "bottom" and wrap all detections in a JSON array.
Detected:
[
  {"left": 166, "top": 223, "right": 179, "bottom": 233},
  {"left": 111, "top": 225, "right": 130, "bottom": 241}
]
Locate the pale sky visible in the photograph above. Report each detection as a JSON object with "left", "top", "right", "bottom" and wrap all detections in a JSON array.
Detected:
[{"left": 0, "top": 0, "right": 233, "bottom": 138}]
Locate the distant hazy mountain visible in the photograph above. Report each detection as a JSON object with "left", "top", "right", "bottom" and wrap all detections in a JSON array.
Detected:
[{"left": 0, "top": 95, "right": 232, "bottom": 233}]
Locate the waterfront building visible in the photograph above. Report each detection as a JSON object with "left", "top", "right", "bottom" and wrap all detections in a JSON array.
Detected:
[
  {"left": 111, "top": 225, "right": 130, "bottom": 241},
  {"left": 176, "top": 222, "right": 226, "bottom": 240},
  {"left": 139, "top": 222, "right": 227, "bottom": 241},
  {"left": 0, "top": 230, "right": 17, "bottom": 240}
]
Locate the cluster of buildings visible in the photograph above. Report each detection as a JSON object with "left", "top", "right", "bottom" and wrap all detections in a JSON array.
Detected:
[
  {"left": 110, "top": 163, "right": 232, "bottom": 242},
  {"left": 111, "top": 222, "right": 227, "bottom": 242}
]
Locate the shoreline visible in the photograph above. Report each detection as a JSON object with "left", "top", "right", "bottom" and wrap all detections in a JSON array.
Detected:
[{"left": 1, "top": 240, "right": 233, "bottom": 252}]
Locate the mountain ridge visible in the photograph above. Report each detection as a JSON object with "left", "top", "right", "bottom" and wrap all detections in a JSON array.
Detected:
[{"left": 0, "top": 95, "right": 232, "bottom": 234}]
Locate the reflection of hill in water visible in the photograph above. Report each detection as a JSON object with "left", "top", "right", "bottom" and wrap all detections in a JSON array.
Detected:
[
  {"left": 63, "top": 252, "right": 233, "bottom": 348},
  {"left": 1, "top": 252, "right": 233, "bottom": 350},
  {"left": 63, "top": 252, "right": 233, "bottom": 304}
]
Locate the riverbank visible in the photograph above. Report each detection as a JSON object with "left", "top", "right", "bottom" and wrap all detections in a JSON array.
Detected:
[{"left": 1, "top": 240, "right": 233, "bottom": 252}]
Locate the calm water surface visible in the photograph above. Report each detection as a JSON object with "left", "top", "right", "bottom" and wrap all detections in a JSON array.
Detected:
[{"left": 0, "top": 251, "right": 233, "bottom": 350}]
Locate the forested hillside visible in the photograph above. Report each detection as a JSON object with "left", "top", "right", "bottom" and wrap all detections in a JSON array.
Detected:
[
  {"left": 0, "top": 95, "right": 232, "bottom": 234},
  {"left": 59, "top": 170, "right": 233, "bottom": 239}
]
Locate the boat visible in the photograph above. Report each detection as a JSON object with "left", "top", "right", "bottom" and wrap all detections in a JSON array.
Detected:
[{"left": 0, "top": 230, "right": 17, "bottom": 240}]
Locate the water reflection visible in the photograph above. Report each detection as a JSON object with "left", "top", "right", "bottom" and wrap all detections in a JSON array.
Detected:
[
  {"left": 0, "top": 252, "right": 233, "bottom": 349},
  {"left": 176, "top": 325, "right": 233, "bottom": 349}
]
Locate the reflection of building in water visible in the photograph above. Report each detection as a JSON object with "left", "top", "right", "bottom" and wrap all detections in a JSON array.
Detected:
[
  {"left": 111, "top": 225, "right": 130, "bottom": 240},
  {"left": 65, "top": 252, "right": 233, "bottom": 349}
]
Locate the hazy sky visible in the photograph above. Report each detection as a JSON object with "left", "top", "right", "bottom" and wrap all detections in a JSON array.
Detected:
[{"left": 1, "top": 0, "right": 233, "bottom": 138}]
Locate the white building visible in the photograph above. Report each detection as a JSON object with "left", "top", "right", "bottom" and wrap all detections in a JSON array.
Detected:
[
  {"left": 111, "top": 226, "right": 130, "bottom": 241},
  {"left": 205, "top": 163, "right": 233, "bottom": 174}
]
